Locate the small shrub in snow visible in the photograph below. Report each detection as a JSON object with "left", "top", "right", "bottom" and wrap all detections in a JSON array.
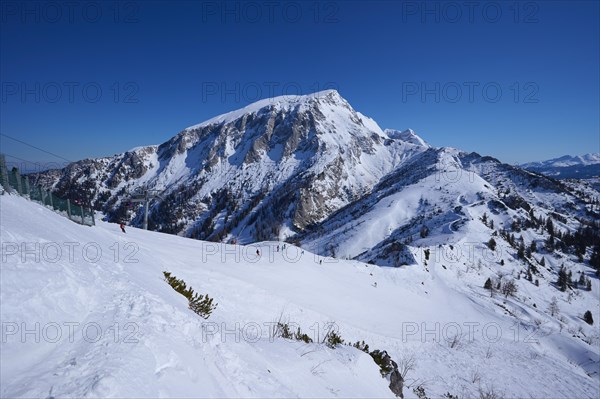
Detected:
[
  {"left": 413, "top": 385, "right": 428, "bottom": 399},
  {"left": 447, "top": 333, "right": 463, "bottom": 349},
  {"left": 484, "top": 277, "right": 493, "bottom": 290},
  {"left": 548, "top": 296, "right": 560, "bottom": 317},
  {"left": 163, "top": 271, "right": 217, "bottom": 319},
  {"left": 478, "top": 384, "right": 503, "bottom": 399},
  {"left": 351, "top": 340, "right": 370, "bottom": 353},
  {"left": 500, "top": 280, "right": 518, "bottom": 298},
  {"left": 269, "top": 318, "right": 313, "bottom": 343},
  {"left": 584, "top": 310, "right": 594, "bottom": 325},
  {"left": 323, "top": 329, "right": 344, "bottom": 348}
]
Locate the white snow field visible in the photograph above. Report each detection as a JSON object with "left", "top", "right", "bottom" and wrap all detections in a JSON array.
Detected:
[{"left": 1, "top": 194, "right": 599, "bottom": 398}]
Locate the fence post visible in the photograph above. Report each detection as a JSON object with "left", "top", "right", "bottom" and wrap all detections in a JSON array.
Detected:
[
  {"left": 67, "top": 198, "right": 72, "bottom": 219},
  {"left": 14, "top": 169, "right": 22, "bottom": 195},
  {"left": 48, "top": 191, "right": 53, "bottom": 208},
  {"left": 23, "top": 176, "right": 30, "bottom": 196},
  {"left": 0, "top": 154, "right": 9, "bottom": 192},
  {"left": 80, "top": 205, "right": 85, "bottom": 224},
  {"left": 90, "top": 208, "right": 95, "bottom": 226}
]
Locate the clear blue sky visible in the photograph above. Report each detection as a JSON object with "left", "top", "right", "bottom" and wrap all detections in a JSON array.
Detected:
[{"left": 1, "top": 0, "right": 598, "bottom": 169}]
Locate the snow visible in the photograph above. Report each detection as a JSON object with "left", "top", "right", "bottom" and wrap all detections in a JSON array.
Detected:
[
  {"left": 2, "top": 193, "right": 599, "bottom": 398},
  {"left": 521, "top": 153, "right": 600, "bottom": 168},
  {"left": 186, "top": 90, "right": 343, "bottom": 130}
]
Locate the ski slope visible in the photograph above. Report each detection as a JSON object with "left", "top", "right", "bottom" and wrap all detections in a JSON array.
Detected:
[{"left": 1, "top": 194, "right": 598, "bottom": 398}]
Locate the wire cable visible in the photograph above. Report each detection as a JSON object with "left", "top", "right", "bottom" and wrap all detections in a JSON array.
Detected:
[{"left": 0, "top": 133, "right": 72, "bottom": 162}]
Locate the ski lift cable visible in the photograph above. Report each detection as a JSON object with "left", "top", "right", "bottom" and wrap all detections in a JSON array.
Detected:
[{"left": 1, "top": 134, "right": 72, "bottom": 163}]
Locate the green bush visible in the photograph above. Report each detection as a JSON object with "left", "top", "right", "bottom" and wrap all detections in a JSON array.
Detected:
[
  {"left": 271, "top": 321, "right": 313, "bottom": 343},
  {"left": 163, "top": 271, "right": 217, "bottom": 319},
  {"left": 352, "top": 340, "right": 370, "bottom": 353},
  {"left": 323, "top": 329, "right": 344, "bottom": 348}
]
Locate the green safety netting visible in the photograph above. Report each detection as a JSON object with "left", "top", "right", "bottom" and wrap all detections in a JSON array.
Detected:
[{"left": 0, "top": 157, "right": 95, "bottom": 226}]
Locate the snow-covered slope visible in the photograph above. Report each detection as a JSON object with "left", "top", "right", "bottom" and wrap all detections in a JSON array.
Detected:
[
  {"left": 299, "top": 147, "right": 597, "bottom": 264},
  {"left": 2, "top": 192, "right": 599, "bottom": 398}
]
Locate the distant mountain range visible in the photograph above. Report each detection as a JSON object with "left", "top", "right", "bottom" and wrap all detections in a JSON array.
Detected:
[{"left": 520, "top": 153, "right": 600, "bottom": 179}]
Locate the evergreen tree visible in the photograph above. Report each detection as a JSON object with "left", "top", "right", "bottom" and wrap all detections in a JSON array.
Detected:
[
  {"left": 590, "top": 244, "right": 600, "bottom": 273},
  {"left": 584, "top": 310, "right": 594, "bottom": 325},
  {"left": 517, "top": 242, "right": 525, "bottom": 259},
  {"left": 545, "top": 235, "right": 555, "bottom": 252},
  {"left": 487, "top": 238, "right": 497, "bottom": 251},
  {"left": 557, "top": 266, "right": 568, "bottom": 292},
  {"left": 546, "top": 218, "right": 554, "bottom": 235},
  {"left": 586, "top": 278, "right": 592, "bottom": 291},
  {"left": 484, "top": 278, "right": 492, "bottom": 290}
]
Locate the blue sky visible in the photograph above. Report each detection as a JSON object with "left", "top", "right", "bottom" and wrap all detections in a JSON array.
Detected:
[{"left": 1, "top": 0, "right": 598, "bottom": 168}]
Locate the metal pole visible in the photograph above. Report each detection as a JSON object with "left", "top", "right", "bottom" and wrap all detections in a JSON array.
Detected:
[
  {"left": 48, "top": 191, "right": 54, "bottom": 208},
  {"left": 14, "top": 169, "right": 22, "bottom": 195},
  {"left": 91, "top": 207, "right": 95, "bottom": 226},
  {"left": 24, "top": 176, "right": 30, "bottom": 196},
  {"left": 143, "top": 191, "right": 149, "bottom": 230},
  {"left": 80, "top": 205, "right": 85, "bottom": 224},
  {"left": 0, "top": 154, "right": 9, "bottom": 191},
  {"left": 67, "top": 198, "right": 72, "bottom": 219}
]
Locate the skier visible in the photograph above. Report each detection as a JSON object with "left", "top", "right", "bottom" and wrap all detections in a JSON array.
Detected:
[
  {"left": 119, "top": 222, "right": 126, "bottom": 233},
  {"left": 256, "top": 248, "right": 260, "bottom": 257}
]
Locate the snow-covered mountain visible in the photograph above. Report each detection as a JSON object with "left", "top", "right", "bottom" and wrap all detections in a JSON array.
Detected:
[
  {"left": 522, "top": 153, "right": 600, "bottom": 168},
  {"left": 31, "top": 91, "right": 600, "bottom": 269},
  {"left": 520, "top": 153, "right": 600, "bottom": 179},
  {"left": 32, "top": 90, "right": 429, "bottom": 243}
]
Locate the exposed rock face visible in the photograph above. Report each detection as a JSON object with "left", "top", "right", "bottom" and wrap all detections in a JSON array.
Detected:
[
  {"left": 389, "top": 369, "right": 404, "bottom": 398},
  {"left": 30, "top": 90, "right": 428, "bottom": 243}
]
